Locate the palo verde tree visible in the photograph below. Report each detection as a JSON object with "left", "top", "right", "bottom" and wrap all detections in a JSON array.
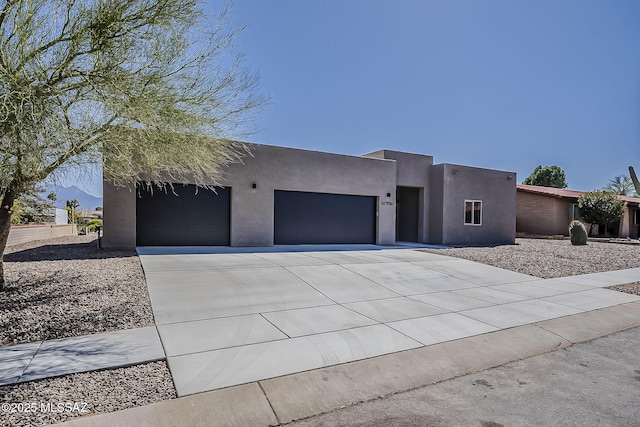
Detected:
[
  {"left": 522, "top": 165, "right": 568, "bottom": 188},
  {"left": 0, "top": 0, "right": 267, "bottom": 290}
]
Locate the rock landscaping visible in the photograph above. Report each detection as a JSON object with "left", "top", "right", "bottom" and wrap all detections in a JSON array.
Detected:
[
  {"left": 1, "top": 235, "right": 154, "bottom": 345},
  {"left": 1, "top": 361, "right": 176, "bottom": 427},
  {"left": 421, "top": 237, "right": 640, "bottom": 283},
  {"left": 1, "top": 235, "right": 173, "bottom": 427}
]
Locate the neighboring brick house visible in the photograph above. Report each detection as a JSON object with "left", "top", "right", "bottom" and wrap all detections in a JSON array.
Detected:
[{"left": 516, "top": 184, "right": 640, "bottom": 238}]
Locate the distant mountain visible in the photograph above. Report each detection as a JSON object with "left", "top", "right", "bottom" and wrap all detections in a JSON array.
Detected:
[{"left": 44, "top": 185, "right": 103, "bottom": 210}]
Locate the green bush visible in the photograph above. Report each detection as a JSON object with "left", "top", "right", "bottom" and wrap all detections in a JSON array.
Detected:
[
  {"left": 569, "top": 220, "right": 588, "bottom": 245},
  {"left": 87, "top": 219, "right": 103, "bottom": 232},
  {"left": 577, "top": 191, "right": 626, "bottom": 236}
]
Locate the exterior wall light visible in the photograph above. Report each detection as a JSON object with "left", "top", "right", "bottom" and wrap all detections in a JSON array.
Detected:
[
  {"left": 252, "top": 183, "right": 257, "bottom": 189},
  {"left": 387, "top": 192, "right": 391, "bottom": 197}
]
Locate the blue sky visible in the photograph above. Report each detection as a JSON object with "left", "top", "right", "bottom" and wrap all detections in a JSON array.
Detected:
[{"left": 76, "top": 0, "right": 640, "bottom": 197}]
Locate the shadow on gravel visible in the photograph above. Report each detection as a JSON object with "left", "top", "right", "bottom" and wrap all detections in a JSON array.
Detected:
[
  {"left": 5, "top": 239, "right": 136, "bottom": 262},
  {"left": 2, "top": 274, "right": 103, "bottom": 308}
]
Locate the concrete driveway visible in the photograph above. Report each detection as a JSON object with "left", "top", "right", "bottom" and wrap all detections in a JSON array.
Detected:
[{"left": 136, "top": 247, "right": 640, "bottom": 397}]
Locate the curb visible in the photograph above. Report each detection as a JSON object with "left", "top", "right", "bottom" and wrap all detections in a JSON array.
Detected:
[{"left": 60, "top": 300, "right": 640, "bottom": 427}]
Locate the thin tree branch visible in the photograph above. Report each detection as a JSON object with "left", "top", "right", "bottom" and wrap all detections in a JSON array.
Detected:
[{"left": 35, "top": 114, "right": 118, "bottom": 182}]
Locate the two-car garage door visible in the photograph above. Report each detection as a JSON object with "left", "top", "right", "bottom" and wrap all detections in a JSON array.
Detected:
[
  {"left": 136, "top": 184, "right": 230, "bottom": 246},
  {"left": 136, "top": 185, "right": 376, "bottom": 246},
  {"left": 274, "top": 190, "right": 376, "bottom": 245}
]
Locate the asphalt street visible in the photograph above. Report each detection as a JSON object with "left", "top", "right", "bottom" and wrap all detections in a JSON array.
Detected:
[{"left": 289, "top": 326, "right": 640, "bottom": 427}]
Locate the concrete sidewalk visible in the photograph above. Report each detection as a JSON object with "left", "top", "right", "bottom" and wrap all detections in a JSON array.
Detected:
[
  {"left": 0, "top": 327, "right": 164, "bottom": 386},
  {"left": 59, "top": 301, "right": 640, "bottom": 427}
]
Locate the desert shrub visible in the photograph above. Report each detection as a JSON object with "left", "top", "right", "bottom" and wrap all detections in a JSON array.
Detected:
[
  {"left": 578, "top": 191, "right": 626, "bottom": 236},
  {"left": 569, "top": 220, "right": 588, "bottom": 245},
  {"left": 87, "top": 219, "right": 103, "bottom": 232}
]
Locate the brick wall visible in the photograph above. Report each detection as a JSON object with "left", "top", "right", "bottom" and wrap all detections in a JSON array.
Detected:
[
  {"left": 7, "top": 224, "right": 77, "bottom": 247},
  {"left": 516, "top": 192, "right": 573, "bottom": 236}
]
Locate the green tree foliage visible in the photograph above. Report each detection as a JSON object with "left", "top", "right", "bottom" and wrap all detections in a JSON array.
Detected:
[
  {"left": 2, "top": 198, "right": 23, "bottom": 224},
  {"left": 64, "top": 206, "right": 83, "bottom": 225},
  {"left": 87, "top": 218, "right": 103, "bottom": 232},
  {"left": 523, "top": 165, "right": 568, "bottom": 188},
  {"left": 0, "top": 0, "right": 266, "bottom": 289},
  {"left": 577, "top": 191, "right": 626, "bottom": 236},
  {"left": 47, "top": 192, "right": 58, "bottom": 205},
  {"left": 2, "top": 188, "right": 53, "bottom": 224},
  {"left": 16, "top": 191, "right": 52, "bottom": 223},
  {"left": 603, "top": 175, "right": 637, "bottom": 197}
]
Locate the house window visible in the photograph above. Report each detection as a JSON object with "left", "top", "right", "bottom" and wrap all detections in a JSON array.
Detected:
[
  {"left": 634, "top": 209, "right": 640, "bottom": 226},
  {"left": 571, "top": 204, "right": 581, "bottom": 220},
  {"left": 464, "top": 200, "right": 482, "bottom": 225}
]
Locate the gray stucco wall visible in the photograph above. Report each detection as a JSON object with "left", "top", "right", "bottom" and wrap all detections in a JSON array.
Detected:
[
  {"left": 102, "top": 182, "right": 136, "bottom": 248},
  {"left": 428, "top": 165, "right": 445, "bottom": 244},
  {"left": 222, "top": 144, "right": 397, "bottom": 246},
  {"left": 103, "top": 143, "right": 398, "bottom": 248},
  {"left": 364, "top": 150, "right": 433, "bottom": 243},
  {"left": 364, "top": 150, "right": 433, "bottom": 186},
  {"left": 431, "top": 163, "right": 516, "bottom": 245}
]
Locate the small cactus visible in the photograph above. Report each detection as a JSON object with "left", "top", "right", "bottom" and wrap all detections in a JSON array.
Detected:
[{"left": 569, "top": 220, "right": 588, "bottom": 246}]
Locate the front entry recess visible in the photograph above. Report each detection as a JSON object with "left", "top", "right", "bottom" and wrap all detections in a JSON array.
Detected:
[{"left": 396, "top": 186, "right": 419, "bottom": 242}]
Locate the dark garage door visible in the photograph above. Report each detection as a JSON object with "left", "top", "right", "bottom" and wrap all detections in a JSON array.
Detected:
[
  {"left": 274, "top": 190, "right": 376, "bottom": 245},
  {"left": 136, "top": 184, "right": 230, "bottom": 246}
]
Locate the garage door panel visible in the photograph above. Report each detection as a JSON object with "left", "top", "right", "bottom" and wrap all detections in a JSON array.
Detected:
[
  {"left": 136, "top": 184, "right": 230, "bottom": 246},
  {"left": 274, "top": 191, "right": 376, "bottom": 245}
]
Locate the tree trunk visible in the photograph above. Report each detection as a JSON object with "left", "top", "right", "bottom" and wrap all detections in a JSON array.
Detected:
[{"left": 0, "top": 189, "right": 17, "bottom": 291}]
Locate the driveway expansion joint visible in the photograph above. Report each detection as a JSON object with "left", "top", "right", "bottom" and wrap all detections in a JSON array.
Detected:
[{"left": 258, "top": 381, "right": 281, "bottom": 425}]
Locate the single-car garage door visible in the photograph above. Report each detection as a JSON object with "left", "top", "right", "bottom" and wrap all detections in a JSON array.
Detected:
[
  {"left": 274, "top": 190, "right": 376, "bottom": 244},
  {"left": 136, "top": 184, "right": 230, "bottom": 246}
]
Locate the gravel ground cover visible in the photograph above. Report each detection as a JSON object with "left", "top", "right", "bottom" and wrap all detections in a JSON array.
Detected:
[
  {"left": 1, "top": 234, "right": 154, "bottom": 345},
  {"left": 420, "top": 238, "right": 640, "bottom": 294},
  {"left": 421, "top": 238, "right": 640, "bottom": 278},
  {"left": 0, "top": 361, "right": 177, "bottom": 427},
  {"left": 1, "top": 235, "right": 175, "bottom": 426}
]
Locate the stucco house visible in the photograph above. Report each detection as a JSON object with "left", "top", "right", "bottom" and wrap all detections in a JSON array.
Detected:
[
  {"left": 516, "top": 184, "right": 640, "bottom": 238},
  {"left": 103, "top": 143, "right": 517, "bottom": 248}
]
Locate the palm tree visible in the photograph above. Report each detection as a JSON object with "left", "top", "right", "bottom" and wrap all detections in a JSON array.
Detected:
[
  {"left": 66, "top": 199, "right": 80, "bottom": 224},
  {"left": 604, "top": 175, "right": 637, "bottom": 196}
]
